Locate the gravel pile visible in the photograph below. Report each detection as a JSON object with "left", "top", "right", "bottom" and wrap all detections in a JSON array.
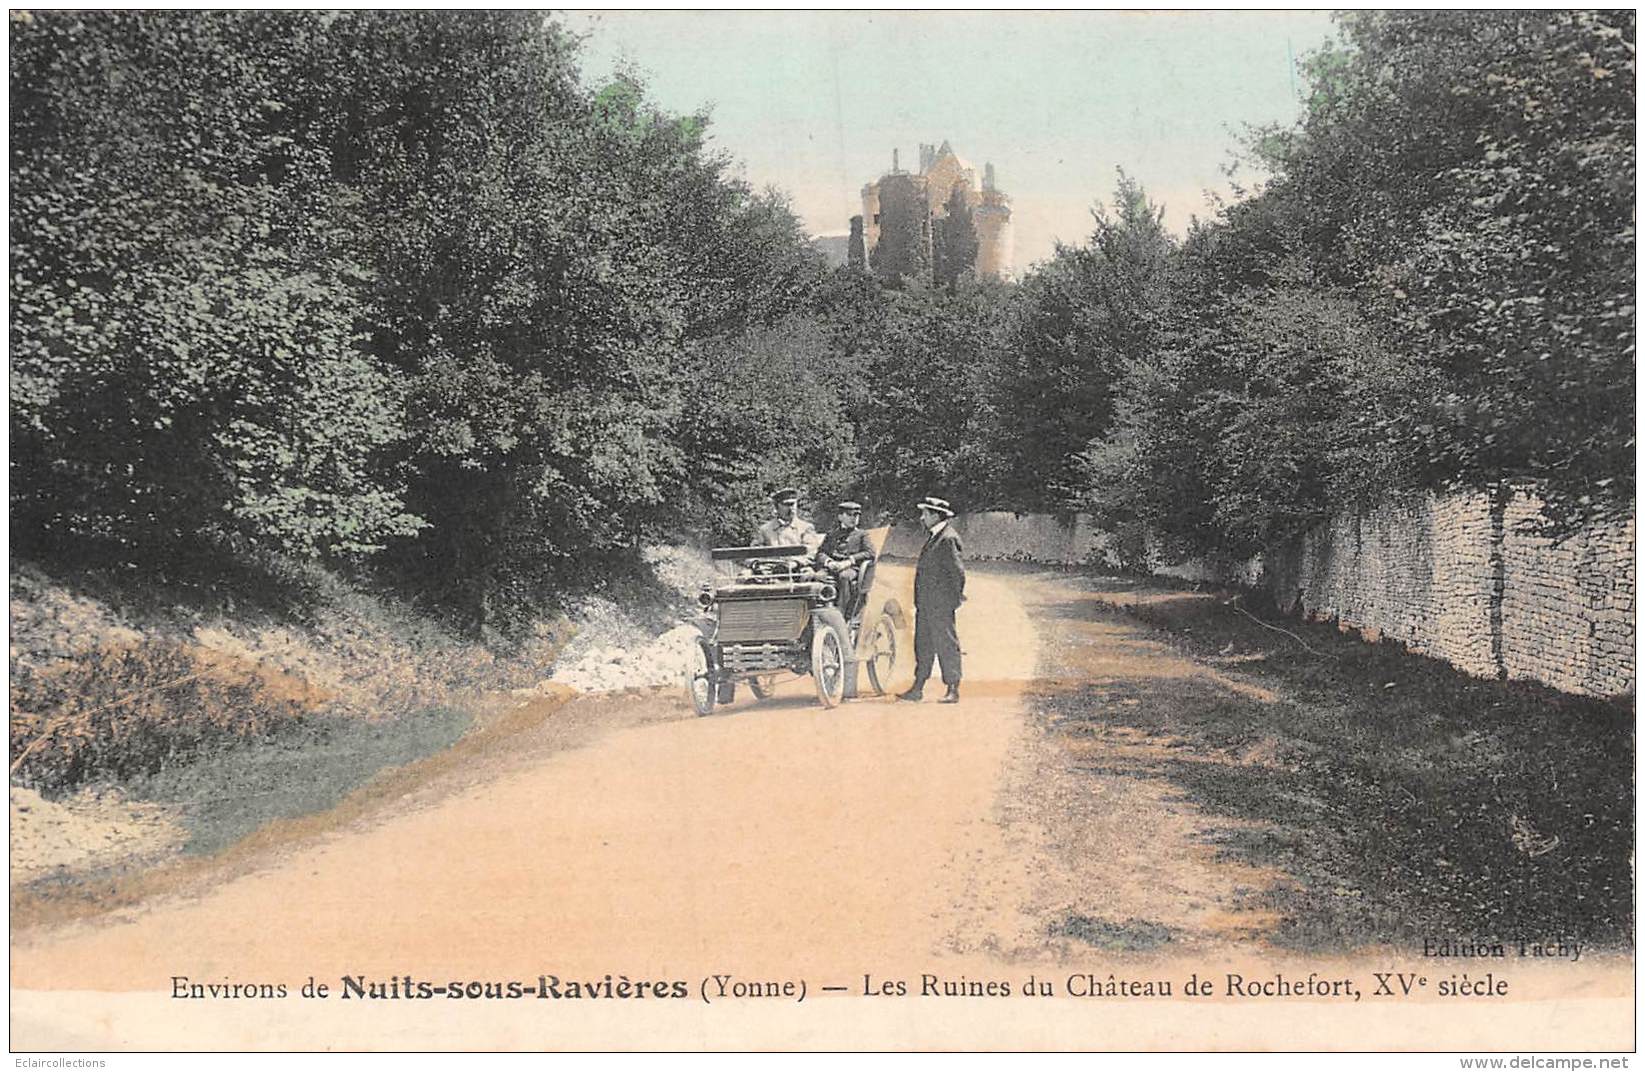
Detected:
[
  {"left": 538, "top": 619, "right": 702, "bottom": 695},
  {"left": 518, "top": 543, "right": 713, "bottom": 698}
]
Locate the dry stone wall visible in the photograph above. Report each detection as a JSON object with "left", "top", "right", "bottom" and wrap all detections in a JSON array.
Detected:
[
  {"left": 948, "top": 511, "right": 1112, "bottom": 563},
  {"left": 885, "top": 511, "right": 1251, "bottom": 582},
  {"left": 1267, "top": 490, "right": 1634, "bottom": 699},
  {"left": 1264, "top": 493, "right": 1500, "bottom": 681},
  {"left": 1499, "top": 492, "right": 1635, "bottom": 698},
  {"left": 888, "top": 497, "right": 1633, "bottom": 700}
]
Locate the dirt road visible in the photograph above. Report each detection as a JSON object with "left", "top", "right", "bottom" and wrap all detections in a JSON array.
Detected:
[{"left": 10, "top": 564, "right": 1632, "bottom": 1050}]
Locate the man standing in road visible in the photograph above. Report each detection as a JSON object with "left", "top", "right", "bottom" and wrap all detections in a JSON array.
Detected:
[
  {"left": 755, "top": 487, "right": 819, "bottom": 550},
  {"left": 898, "top": 495, "right": 965, "bottom": 704},
  {"left": 816, "top": 499, "right": 875, "bottom": 616}
]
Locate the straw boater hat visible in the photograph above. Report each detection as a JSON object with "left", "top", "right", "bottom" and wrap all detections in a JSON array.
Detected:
[
  {"left": 837, "top": 500, "right": 863, "bottom": 512},
  {"left": 916, "top": 495, "right": 954, "bottom": 518}
]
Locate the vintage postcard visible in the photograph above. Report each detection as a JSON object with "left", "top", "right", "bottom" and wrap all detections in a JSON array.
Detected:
[{"left": 8, "top": 9, "right": 1635, "bottom": 1056}]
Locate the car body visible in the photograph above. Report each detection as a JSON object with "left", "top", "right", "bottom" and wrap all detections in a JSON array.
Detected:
[{"left": 685, "top": 543, "right": 902, "bottom": 714}]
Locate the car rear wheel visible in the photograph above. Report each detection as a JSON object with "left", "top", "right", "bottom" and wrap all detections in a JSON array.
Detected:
[
  {"left": 811, "top": 624, "right": 847, "bottom": 708},
  {"left": 687, "top": 637, "right": 717, "bottom": 716},
  {"left": 863, "top": 614, "right": 898, "bottom": 696}
]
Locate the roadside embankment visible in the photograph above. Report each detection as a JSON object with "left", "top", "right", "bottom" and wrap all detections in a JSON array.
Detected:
[{"left": 9, "top": 545, "right": 714, "bottom": 887}]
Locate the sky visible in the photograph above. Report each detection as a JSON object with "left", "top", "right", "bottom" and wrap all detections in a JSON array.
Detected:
[{"left": 566, "top": 10, "right": 1342, "bottom": 274}]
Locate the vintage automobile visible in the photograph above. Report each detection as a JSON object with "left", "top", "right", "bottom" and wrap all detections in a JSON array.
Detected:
[{"left": 685, "top": 543, "right": 903, "bottom": 714}]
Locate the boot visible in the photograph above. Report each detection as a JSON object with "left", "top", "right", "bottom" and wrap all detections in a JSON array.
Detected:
[
  {"left": 896, "top": 685, "right": 925, "bottom": 702},
  {"left": 939, "top": 684, "right": 960, "bottom": 704}
]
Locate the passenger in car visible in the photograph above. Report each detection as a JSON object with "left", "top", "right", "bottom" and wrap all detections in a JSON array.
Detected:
[{"left": 815, "top": 500, "right": 875, "bottom": 616}]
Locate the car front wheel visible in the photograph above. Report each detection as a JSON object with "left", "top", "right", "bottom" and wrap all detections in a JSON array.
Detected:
[
  {"left": 687, "top": 637, "right": 717, "bottom": 716},
  {"left": 811, "top": 624, "right": 847, "bottom": 708}
]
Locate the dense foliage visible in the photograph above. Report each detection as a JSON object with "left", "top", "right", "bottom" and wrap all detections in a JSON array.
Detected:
[
  {"left": 1064, "top": 10, "right": 1635, "bottom": 555},
  {"left": 10, "top": 12, "right": 419, "bottom": 561},
  {"left": 991, "top": 174, "right": 1174, "bottom": 513},
  {"left": 10, "top": 10, "right": 1633, "bottom": 631},
  {"left": 10, "top": 11, "right": 842, "bottom": 630}
]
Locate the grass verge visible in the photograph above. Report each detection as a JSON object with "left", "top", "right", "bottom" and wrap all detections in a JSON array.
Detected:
[
  {"left": 127, "top": 705, "right": 472, "bottom": 856},
  {"left": 1031, "top": 573, "right": 1634, "bottom": 952}
]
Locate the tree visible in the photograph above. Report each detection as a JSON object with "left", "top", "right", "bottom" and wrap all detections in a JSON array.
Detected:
[
  {"left": 1080, "top": 196, "right": 1440, "bottom": 558},
  {"left": 1249, "top": 10, "right": 1636, "bottom": 528},
  {"left": 10, "top": 10, "right": 852, "bottom": 629},
  {"left": 990, "top": 174, "right": 1174, "bottom": 512},
  {"left": 932, "top": 185, "right": 979, "bottom": 289},
  {"left": 1087, "top": 11, "right": 1634, "bottom": 560},
  {"left": 10, "top": 11, "right": 419, "bottom": 565},
  {"left": 319, "top": 17, "right": 841, "bottom": 627},
  {"left": 852, "top": 276, "right": 1009, "bottom": 511},
  {"left": 589, "top": 75, "right": 829, "bottom": 341},
  {"left": 314, "top": 12, "right": 696, "bottom": 628},
  {"left": 673, "top": 317, "right": 863, "bottom": 544}
]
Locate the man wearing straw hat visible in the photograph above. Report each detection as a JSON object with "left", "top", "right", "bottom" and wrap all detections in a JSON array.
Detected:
[{"left": 898, "top": 495, "right": 965, "bottom": 704}]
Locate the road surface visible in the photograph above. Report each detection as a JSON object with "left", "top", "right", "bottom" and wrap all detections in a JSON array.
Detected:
[{"left": 9, "top": 564, "right": 1632, "bottom": 1050}]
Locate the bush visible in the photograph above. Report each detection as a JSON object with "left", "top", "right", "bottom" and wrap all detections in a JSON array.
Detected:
[
  {"left": 10, "top": 639, "right": 323, "bottom": 792},
  {"left": 10, "top": 11, "right": 419, "bottom": 562}
]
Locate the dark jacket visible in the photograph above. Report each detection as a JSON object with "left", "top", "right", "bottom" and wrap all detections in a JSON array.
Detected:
[
  {"left": 914, "top": 523, "right": 965, "bottom": 610},
  {"left": 817, "top": 526, "right": 874, "bottom": 568}
]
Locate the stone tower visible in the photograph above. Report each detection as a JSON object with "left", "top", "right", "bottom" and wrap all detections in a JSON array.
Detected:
[
  {"left": 856, "top": 140, "right": 1012, "bottom": 283},
  {"left": 859, "top": 179, "right": 882, "bottom": 254},
  {"left": 847, "top": 215, "right": 867, "bottom": 270},
  {"left": 868, "top": 170, "right": 932, "bottom": 285},
  {"left": 973, "top": 163, "right": 1014, "bottom": 280}
]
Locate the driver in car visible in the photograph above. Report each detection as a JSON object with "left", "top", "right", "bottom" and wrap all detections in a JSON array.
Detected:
[
  {"left": 815, "top": 499, "right": 875, "bottom": 616},
  {"left": 755, "top": 486, "right": 819, "bottom": 550}
]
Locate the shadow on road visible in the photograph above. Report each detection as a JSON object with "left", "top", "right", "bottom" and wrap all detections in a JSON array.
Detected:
[{"left": 1024, "top": 569, "right": 1634, "bottom": 953}]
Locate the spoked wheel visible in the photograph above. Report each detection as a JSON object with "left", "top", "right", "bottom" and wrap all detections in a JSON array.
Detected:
[
  {"left": 811, "top": 625, "right": 847, "bottom": 708},
  {"left": 863, "top": 614, "right": 898, "bottom": 696},
  {"left": 686, "top": 637, "right": 717, "bottom": 716},
  {"left": 748, "top": 675, "right": 777, "bottom": 702}
]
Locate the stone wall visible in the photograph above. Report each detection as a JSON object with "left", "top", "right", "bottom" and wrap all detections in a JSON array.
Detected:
[
  {"left": 1498, "top": 492, "right": 1635, "bottom": 697},
  {"left": 1263, "top": 493, "right": 1500, "bottom": 681},
  {"left": 884, "top": 511, "right": 1248, "bottom": 579},
  {"left": 948, "top": 511, "right": 1112, "bottom": 563},
  {"left": 1256, "top": 489, "right": 1633, "bottom": 699},
  {"left": 884, "top": 498, "right": 1634, "bottom": 699}
]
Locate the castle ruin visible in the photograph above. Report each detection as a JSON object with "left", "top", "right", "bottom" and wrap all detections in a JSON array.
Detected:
[{"left": 849, "top": 140, "right": 1013, "bottom": 284}]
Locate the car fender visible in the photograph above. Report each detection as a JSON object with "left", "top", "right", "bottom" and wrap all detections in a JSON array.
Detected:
[{"left": 811, "top": 604, "right": 850, "bottom": 643}]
